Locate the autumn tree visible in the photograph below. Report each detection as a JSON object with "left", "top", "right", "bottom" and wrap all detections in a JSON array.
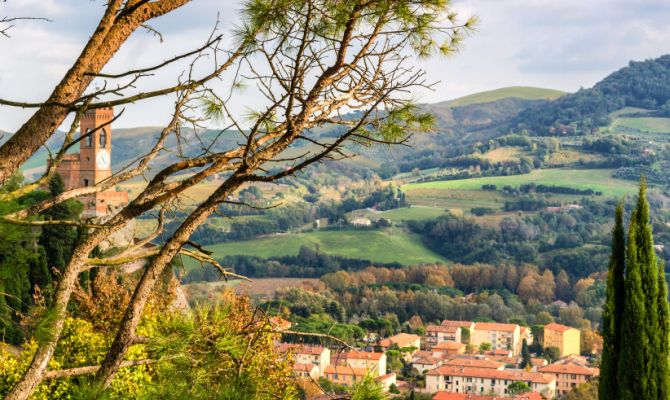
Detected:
[{"left": 0, "top": 1, "right": 475, "bottom": 399}]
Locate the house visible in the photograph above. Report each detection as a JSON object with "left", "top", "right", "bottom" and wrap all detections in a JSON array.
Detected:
[
  {"left": 471, "top": 322, "right": 521, "bottom": 356},
  {"left": 344, "top": 351, "right": 387, "bottom": 377},
  {"left": 551, "top": 300, "right": 568, "bottom": 309},
  {"left": 539, "top": 361, "right": 599, "bottom": 397},
  {"left": 432, "top": 392, "right": 545, "bottom": 400},
  {"left": 519, "top": 327, "right": 532, "bottom": 345},
  {"left": 264, "top": 316, "right": 292, "bottom": 331},
  {"left": 543, "top": 323, "right": 580, "bottom": 357},
  {"left": 293, "top": 363, "right": 320, "bottom": 380},
  {"left": 377, "top": 372, "right": 397, "bottom": 391},
  {"left": 324, "top": 366, "right": 369, "bottom": 387},
  {"left": 275, "top": 343, "right": 330, "bottom": 377},
  {"left": 413, "top": 356, "right": 445, "bottom": 372},
  {"left": 442, "top": 358, "right": 504, "bottom": 370},
  {"left": 351, "top": 217, "right": 372, "bottom": 227},
  {"left": 426, "top": 325, "right": 462, "bottom": 347},
  {"left": 433, "top": 341, "right": 466, "bottom": 355},
  {"left": 425, "top": 366, "right": 556, "bottom": 398},
  {"left": 379, "top": 333, "right": 421, "bottom": 353}
]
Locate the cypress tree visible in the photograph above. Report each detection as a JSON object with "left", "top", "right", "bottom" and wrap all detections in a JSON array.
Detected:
[
  {"left": 657, "top": 259, "right": 670, "bottom": 400},
  {"left": 635, "top": 177, "right": 660, "bottom": 399},
  {"left": 599, "top": 200, "right": 626, "bottom": 400},
  {"left": 618, "top": 212, "right": 647, "bottom": 399},
  {"left": 520, "top": 338, "right": 531, "bottom": 370}
]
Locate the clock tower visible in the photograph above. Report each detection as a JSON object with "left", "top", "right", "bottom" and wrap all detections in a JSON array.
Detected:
[
  {"left": 53, "top": 106, "right": 128, "bottom": 216},
  {"left": 80, "top": 107, "right": 113, "bottom": 187}
]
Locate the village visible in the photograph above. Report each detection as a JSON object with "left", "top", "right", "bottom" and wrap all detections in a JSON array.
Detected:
[{"left": 273, "top": 318, "right": 597, "bottom": 399}]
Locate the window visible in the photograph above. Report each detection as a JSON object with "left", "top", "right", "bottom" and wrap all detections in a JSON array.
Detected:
[
  {"left": 99, "top": 129, "right": 107, "bottom": 147},
  {"left": 84, "top": 179, "right": 89, "bottom": 187},
  {"left": 86, "top": 129, "right": 93, "bottom": 147}
]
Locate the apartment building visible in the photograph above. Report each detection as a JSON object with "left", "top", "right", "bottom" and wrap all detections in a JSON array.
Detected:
[
  {"left": 426, "top": 325, "right": 462, "bottom": 347},
  {"left": 538, "top": 361, "right": 599, "bottom": 396},
  {"left": 275, "top": 343, "right": 330, "bottom": 377},
  {"left": 426, "top": 366, "right": 556, "bottom": 398},
  {"left": 344, "top": 351, "right": 387, "bottom": 377},
  {"left": 543, "top": 323, "right": 580, "bottom": 357},
  {"left": 471, "top": 322, "right": 521, "bottom": 355}
]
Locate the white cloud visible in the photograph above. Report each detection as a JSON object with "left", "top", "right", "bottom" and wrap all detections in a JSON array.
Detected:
[{"left": 1, "top": 0, "right": 670, "bottom": 130}]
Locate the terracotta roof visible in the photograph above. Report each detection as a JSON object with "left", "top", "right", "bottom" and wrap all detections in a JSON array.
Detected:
[
  {"left": 513, "top": 393, "right": 545, "bottom": 400},
  {"left": 345, "top": 351, "right": 384, "bottom": 360},
  {"left": 481, "top": 355, "right": 518, "bottom": 365},
  {"left": 427, "top": 325, "right": 460, "bottom": 333},
  {"left": 414, "top": 356, "right": 442, "bottom": 365},
  {"left": 413, "top": 350, "right": 435, "bottom": 359},
  {"left": 443, "top": 358, "right": 503, "bottom": 369},
  {"left": 376, "top": 372, "right": 396, "bottom": 381},
  {"left": 293, "top": 363, "right": 318, "bottom": 372},
  {"left": 433, "top": 393, "right": 496, "bottom": 400},
  {"left": 531, "top": 358, "right": 547, "bottom": 366},
  {"left": 379, "top": 333, "right": 421, "bottom": 348},
  {"left": 473, "top": 322, "right": 518, "bottom": 332},
  {"left": 483, "top": 349, "right": 513, "bottom": 356},
  {"left": 544, "top": 323, "right": 575, "bottom": 333},
  {"left": 441, "top": 320, "right": 474, "bottom": 328},
  {"left": 275, "top": 343, "right": 327, "bottom": 356},
  {"left": 427, "top": 366, "right": 555, "bottom": 384},
  {"left": 324, "top": 365, "right": 369, "bottom": 376},
  {"left": 433, "top": 341, "right": 466, "bottom": 351},
  {"left": 539, "top": 361, "right": 599, "bottom": 376}
]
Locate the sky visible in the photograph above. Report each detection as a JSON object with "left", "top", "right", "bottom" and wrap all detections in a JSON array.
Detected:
[{"left": 1, "top": 0, "right": 670, "bottom": 130}]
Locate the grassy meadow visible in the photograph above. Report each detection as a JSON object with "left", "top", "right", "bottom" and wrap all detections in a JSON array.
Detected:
[
  {"left": 182, "top": 227, "right": 448, "bottom": 270},
  {"left": 402, "top": 168, "right": 636, "bottom": 198}
]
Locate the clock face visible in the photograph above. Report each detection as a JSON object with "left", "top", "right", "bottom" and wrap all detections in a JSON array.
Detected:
[{"left": 96, "top": 150, "right": 110, "bottom": 169}]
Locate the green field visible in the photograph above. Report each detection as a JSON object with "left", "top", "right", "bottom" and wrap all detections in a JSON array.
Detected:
[
  {"left": 448, "top": 86, "right": 566, "bottom": 107},
  {"left": 183, "top": 228, "right": 447, "bottom": 270},
  {"left": 402, "top": 169, "right": 637, "bottom": 198},
  {"left": 614, "top": 117, "right": 670, "bottom": 133}
]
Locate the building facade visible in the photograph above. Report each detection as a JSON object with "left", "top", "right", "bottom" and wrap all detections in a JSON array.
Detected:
[
  {"left": 54, "top": 107, "right": 128, "bottom": 215},
  {"left": 426, "top": 366, "right": 556, "bottom": 398},
  {"left": 543, "top": 323, "right": 580, "bottom": 357},
  {"left": 471, "top": 322, "right": 521, "bottom": 356}
]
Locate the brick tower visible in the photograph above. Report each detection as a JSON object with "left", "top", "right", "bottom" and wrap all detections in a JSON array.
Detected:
[
  {"left": 79, "top": 107, "right": 113, "bottom": 188},
  {"left": 55, "top": 107, "right": 128, "bottom": 216}
]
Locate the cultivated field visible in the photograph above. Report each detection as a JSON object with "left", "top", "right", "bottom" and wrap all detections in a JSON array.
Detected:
[
  {"left": 183, "top": 227, "right": 448, "bottom": 270},
  {"left": 614, "top": 117, "right": 670, "bottom": 133},
  {"left": 402, "top": 168, "right": 636, "bottom": 198}
]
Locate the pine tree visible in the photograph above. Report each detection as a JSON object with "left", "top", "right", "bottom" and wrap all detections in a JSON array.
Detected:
[
  {"left": 618, "top": 212, "right": 647, "bottom": 399},
  {"left": 599, "top": 200, "right": 626, "bottom": 400},
  {"left": 635, "top": 177, "right": 660, "bottom": 399},
  {"left": 657, "top": 259, "right": 670, "bottom": 400}
]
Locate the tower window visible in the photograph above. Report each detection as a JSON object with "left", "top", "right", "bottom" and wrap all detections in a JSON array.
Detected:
[
  {"left": 84, "top": 179, "right": 89, "bottom": 187},
  {"left": 99, "top": 129, "right": 107, "bottom": 147},
  {"left": 86, "top": 128, "right": 93, "bottom": 147}
]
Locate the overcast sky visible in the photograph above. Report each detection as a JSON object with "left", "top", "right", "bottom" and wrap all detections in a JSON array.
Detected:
[{"left": 2, "top": 0, "right": 670, "bottom": 130}]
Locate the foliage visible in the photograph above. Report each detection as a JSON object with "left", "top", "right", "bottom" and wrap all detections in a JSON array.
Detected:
[{"left": 142, "top": 294, "right": 297, "bottom": 400}]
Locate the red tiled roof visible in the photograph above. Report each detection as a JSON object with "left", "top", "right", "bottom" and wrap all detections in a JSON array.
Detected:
[
  {"left": 433, "top": 341, "right": 466, "bottom": 351},
  {"left": 413, "top": 350, "right": 435, "bottom": 359},
  {"left": 443, "top": 358, "right": 502, "bottom": 369},
  {"left": 473, "top": 322, "right": 518, "bottom": 332},
  {"left": 539, "top": 361, "right": 599, "bottom": 376},
  {"left": 345, "top": 351, "right": 384, "bottom": 360},
  {"left": 544, "top": 323, "right": 575, "bottom": 333},
  {"left": 441, "top": 320, "right": 474, "bottom": 328},
  {"left": 379, "top": 333, "right": 421, "bottom": 348},
  {"left": 433, "top": 393, "right": 496, "bottom": 400},
  {"left": 294, "top": 363, "right": 318, "bottom": 372},
  {"left": 513, "top": 393, "right": 545, "bottom": 400},
  {"left": 427, "top": 366, "right": 555, "bottom": 384},
  {"left": 427, "top": 325, "right": 460, "bottom": 333},
  {"left": 414, "top": 356, "right": 442, "bottom": 365}
]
